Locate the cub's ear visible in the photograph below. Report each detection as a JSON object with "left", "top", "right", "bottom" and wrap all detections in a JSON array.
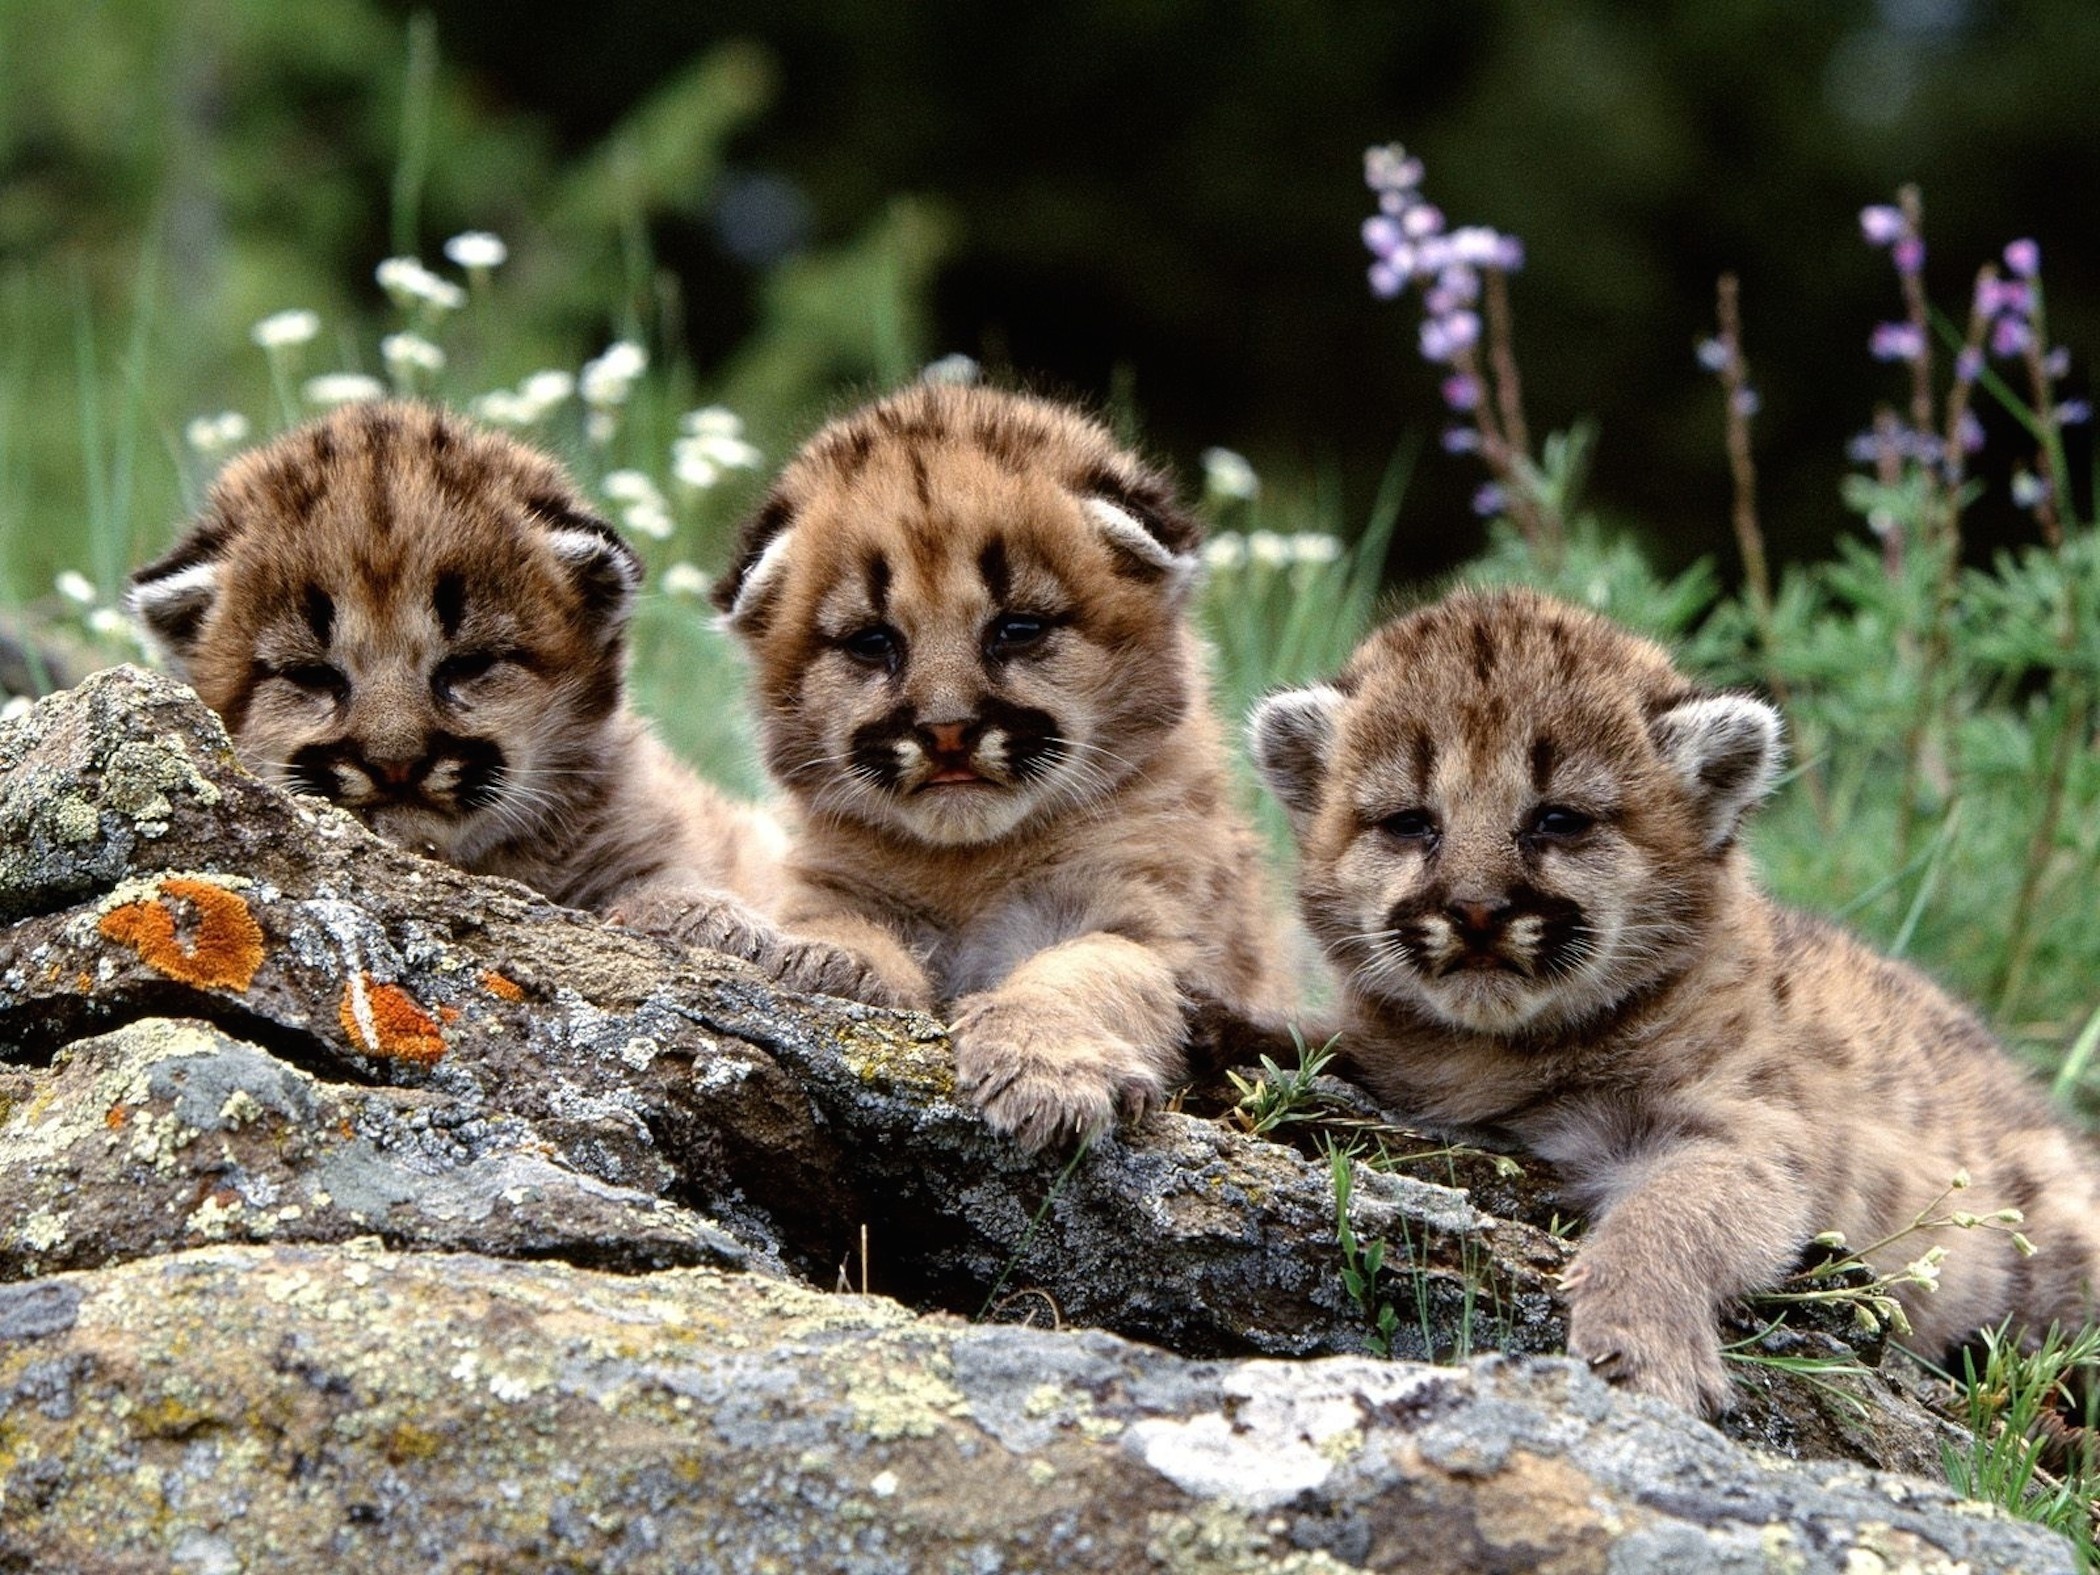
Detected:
[
  {"left": 127, "top": 526, "right": 230, "bottom": 671},
  {"left": 1080, "top": 465, "right": 1203, "bottom": 604},
  {"left": 1248, "top": 685, "right": 1347, "bottom": 834},
  {"left": 1649, "top": 693, "right": 1783, "bottom": 852},
  {"left": 532, "top": 501, "right": 642, "bottom": 637},
  {"left": 714, "top": 491, "right": 796, "bottom": 637}
]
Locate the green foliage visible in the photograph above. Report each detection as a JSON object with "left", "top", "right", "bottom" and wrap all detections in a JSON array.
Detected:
[
  {"left": 1943, "top": 1324, "right": 2100, "bottom": 1562},
  {"left": 1225, "top": 1031, "right": 1341, "bottom": 1137},
  {"left": 1326, "top": 1141, "right": 1400, "bottom": 1357}
]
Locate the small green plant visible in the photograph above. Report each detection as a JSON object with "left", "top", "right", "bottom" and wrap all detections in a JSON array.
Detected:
[
  {"left": 1942, "top": 1323, "right": 2100, "bottom": 1561},
  {"left": 1327, "top": 1139, "right": 1400, "bottom": 1356},
  {"left": 1225, "top": 1030, "right": 1341, "bottom": 1135}
]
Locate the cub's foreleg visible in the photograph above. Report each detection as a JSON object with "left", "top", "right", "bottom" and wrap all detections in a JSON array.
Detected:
[{"left": 950, "top": 933, "right": 1185, "bottom": 1152}]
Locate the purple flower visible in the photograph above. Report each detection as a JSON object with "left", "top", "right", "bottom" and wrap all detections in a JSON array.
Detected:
[
  {"left": 2043, "top": 347, "right": 2071, "bottom": 379},
  {"left": 1435, "top": 265, "right": 1479, "bottom": 305},
  {"left": 1847, "top": 431, "right": 1884, "bottom": 466},
  {"left": 2011, "top": 470, "right": 2049, "bottom": 509},
  {"left": 2058, "top": 401, "right": 2091, "bottom": 426},
  {"left": 1365, "top": 145, "right": 1423, "bottom": 194},
  {"left": 1490, "top": 235, "right": 1525, "bottom": 271},
  {"left": 1976, "top": 278, "right": 2031, "bottom": 319},
  {"left": 1732, "top": 387, "right": 1761, "bottom": 418},
  {"left": 1440, "top": 373, "right": 1482, "bottom": 411},
  {"left": 1441, "top": 425, "right": 1480, "bottom": 453},
  {"left": 1695, "top": 337, "right": 1729, "bottom": 373},
  {"left": 1362, "top": 215, "right": 1405, "bottom": 254},
  {"left": 1956, "top": 411, "right": 1985, "bottom": 453},
  {"left": 1471, "top": 483, "right": 1506, "bottom": 517},
  {"left": 1859, "top": 205, "right": 1906, "bottom": 245},
  {"left": 2003, "top": 238, "right": 2040, "bottom": 279},
  {"left": 1990, "top": 316, "right": 2032, "bottom": 359},
  {"left": 1369, "top": 261, "right": 1407, "bottom": 299},
  {"left": 1869, "top": 322, "right": 1926, "bottom": 362},
  {"left": 1954, "top": 347, "right": 1984, "bottom": 384},
  {"left": 1402, "top": 204, "right": 1444, "bottom": 240},
  {"left": 1419, "top": 310, "right": 1480, "bottom": 363},
  {"left": 1893, "top": 237, "right": 1925, "bottom": 276}
]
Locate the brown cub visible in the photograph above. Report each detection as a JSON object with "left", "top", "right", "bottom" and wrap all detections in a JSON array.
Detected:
[
  {"left": 128, "top": 401, "right": 854, "bottom": 984},
  {"left": 1251, "top": 586, "right": 2100, "bottom": 1413},
  {"left": 717, "top": 382, "right": 1291, "bottom": 1149}
]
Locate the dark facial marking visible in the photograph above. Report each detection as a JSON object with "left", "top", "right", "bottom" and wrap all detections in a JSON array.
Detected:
[
  {"left": 286, "top": 732, "right": 506, "bottom": 814},
  {"left": 908, "top": 450, "right": 932, "bottom": 508},
  {"left": 1530, "top": 733, "right": 1557, "bottom": 792},
  {"left": 433, "top": 571, "right": 467, "bottom": 640},
  {"left": 978, "top": 536, "right": 1011, "bottom": 604},
  {"left": 864, "top": 552, "right": 893, "bottom": 617},
  {"left": 1470, "top": 622, "right": 1496, "bottom": 684},
  {"left": 1408, "top": 725, "right": 1436, "bottom": 792}
]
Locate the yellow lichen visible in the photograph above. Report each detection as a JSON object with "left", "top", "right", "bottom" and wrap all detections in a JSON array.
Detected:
[{"left": 97, "top": 876, "right": 266, "bottom": 992}]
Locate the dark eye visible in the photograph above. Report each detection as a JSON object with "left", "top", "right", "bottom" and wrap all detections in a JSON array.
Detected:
[
  {"left": 1379, "top": 809, "right": 1438, "bottom": 843},
  {"left": 985, "top": 614, "right": 1049, "bottom": 656},
  {"left": 1530, "top": 805, "right": 1595, "bottom": 840},
  {"left": 842, "top": 625, "right": 902, "bottom": 667},
  {"left": 434, "top": 652, "right": 499, "bottom": 693},
  {"left": 281, "top": 663, "right": 348, "bottom": 699}
]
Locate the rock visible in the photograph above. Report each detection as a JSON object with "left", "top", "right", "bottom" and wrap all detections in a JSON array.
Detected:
[
  {"left": 0, "top": 1243, "right": 2073, "bottom": 1574},
  {"left": 0, "top": 667, "right": 2078, "bottom": 1569}
]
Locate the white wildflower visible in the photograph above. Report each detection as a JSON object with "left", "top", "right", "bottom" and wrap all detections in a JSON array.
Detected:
[
  {"left": 672, "top": 409, "right": 762, "bottom": 490},
  {"left": 55, "top": 571, "right": 97, "bottom": 606},
  {"left": 662, "top": 562, "right": 711, "bottom": 598},
  {"left": 375, "top": 257, "right": 466, "bottom": 312},
  {"left": 602, "top": 470, "right": 661, "bottom": 505},
  {"left": 921, "top": 353, "right": 982, "bottom": 386},
  {"left": 2011, "top": 1233, "right": 2038, "bottom": 1257},
  {"left": 1290, "top": 532, "right": 1343, "bottom": 565},
  {"left": 1201, "top": 446, "right": 1260, "bottom": 502},
  {"left": 1950, "top": 1168, "right": 1972, "bottom": 1189},
  {"left": 443, "top": 231, "right": 508, "bottom": 271},
  {"left": 185, "top": 412, "right": 251, "bottom": 456},
  {"left": 1202, "top": 534, "right": 1247, "bottom": 571},
  {"left": 519, "top": 370, "right": 575, "bottom": 411},
  {"left": 381, "top": 333, "right": 447, "bottom": 375},
  {"left": 581, "top": 341, "right": 648, "bottom": 406},
  {"left": 88, "top": 607, "right": 130, "bottom": 638},
  {"left": 1246, "top": 530, "right": 1291, "bottom": 570},
  {"left": 671, "top": 451, "right": 719, "bottom": 491},
  {"left": 586, "top": 410, "right": 617, "bottom": 447},
  {"left": 1903, "top": 1247, "right": 1947, "bottom": 1290},
  {"left": 680, "top": 405, "right": 743, "bottom": 438},
  {"left": 623, "top": 503, "right": 674, "bottom": 541},
  {"left": 0, "top": 696, "right": 31, "bottom": 723},
  {"left": 302, "top": 373, "right": 387, "bottom": 407},
  {"left": 471, "top": 391, "right": 530, "bottom": 427},
  {"left": 1810, "top": 1230, "right": 1848, "bottom": 1249},
  {"left": 252, "top": 309, "right": 321, "bottom": 349}
]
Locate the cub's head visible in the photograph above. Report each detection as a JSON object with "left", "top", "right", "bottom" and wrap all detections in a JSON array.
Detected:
[
  {"left": 128, "top": 401, "right": 642, "bottom": 865},
  {"left": 1250, "top": 588, "right": 1781, "bottom": 1036},
  {"left": 717, "top": 383, "right": 1203, "bottom": 847}
]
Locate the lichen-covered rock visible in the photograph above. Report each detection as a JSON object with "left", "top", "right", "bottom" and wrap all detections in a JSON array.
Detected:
[
  {"left": 0, "top": 666, "right": 2078, "bottom": 1569},
  {"left": 0, "top": 1243, "right": 2074, "bottom": 1575}
]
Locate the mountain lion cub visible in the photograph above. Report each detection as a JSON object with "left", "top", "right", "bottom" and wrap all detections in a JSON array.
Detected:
[
  {"left": 717, "top": 382, "right": 1290, "bottom": 1149},
  {"left": 1251, "top": 586, "right": 2100, "bottom": 1413},
  {"left": 128, "top": 400, "right": 863, "bottom": 990}
]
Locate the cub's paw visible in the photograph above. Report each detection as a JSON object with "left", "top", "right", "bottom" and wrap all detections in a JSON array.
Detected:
[
  {"left": 948, "top": 994, "right": 1169, "bottom": 1153},
  {"left": 610, "top": 890, "right": 914, "bottom": 1009},
  {"left": 1563, "top": 1266, "right": 1732, "bottom": 1415}
]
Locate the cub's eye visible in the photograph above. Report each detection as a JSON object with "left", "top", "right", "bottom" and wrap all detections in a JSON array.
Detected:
[
  {"left": 984, "top": 614, "right": 1049, "bottom": 656},
  {"left": 1530, "top": 805, "right": 1595, "bottom": 840},
  {"left": 281, "top": 663, "right": 348, "bottom": 699},
  {"left": 1378, "top": 809, "right": 1438, "bottom": 843},
  {"left": 434, "top": 652, "right": 499, "bottom": 689},
  {"left": 841, "top": 625, "right": 902, "bottom": 667}
]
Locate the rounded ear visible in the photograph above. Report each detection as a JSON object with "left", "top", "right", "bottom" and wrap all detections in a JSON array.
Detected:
[
  {"left": 713, "top": 491, "right": 797, "bottom": 635},
  {"left": 1084, "top": 498, "right": 1202, "bottom": 603},
  {"left": 532, "top": 503, "right": 642, "bottom": 637},
  {"left": 1077, "top": 459, "right": 1203, "bottom": 603},
  {"left": 1649, "top": 693, "right": 1784, "bottom": 851},
  {"left": 127, "top": 530, "right": 230, "bottom": 671},
  {"left": 1248, "top": 685, "right": 1347, "bottom": 834}
]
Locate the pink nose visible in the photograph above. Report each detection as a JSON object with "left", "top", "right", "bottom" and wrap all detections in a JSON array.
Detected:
[
  {"left": 926, "top": 721, "right": 969, "bottom": 754},
  {"left": 1448, "top": 898, "right": 1508, "bottom": 935},
  {"left": 370, "top": 760, "right": 417, "bottom": 788}
]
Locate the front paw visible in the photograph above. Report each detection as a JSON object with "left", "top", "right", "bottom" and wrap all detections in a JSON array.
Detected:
[
  {"left": 1564, "top": 1265, "right": 1732, "bottom": 1415},
  {"left": 949, "top": 994, "right": 1170, "bottom": 1152},
  {"left": 610, "top": 890, "right": 912, "bottom": 1009}
]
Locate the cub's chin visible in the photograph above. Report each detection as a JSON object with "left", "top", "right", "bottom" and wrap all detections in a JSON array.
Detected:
[
  {"left": 1406, "top": 969, "right": 1564, "bottom": 1037},
  {"left": 877, "top": 777, "right": 1049, "bottom": 849}
]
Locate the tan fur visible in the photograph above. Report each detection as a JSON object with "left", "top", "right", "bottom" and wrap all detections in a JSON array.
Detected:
[
  {"left": 1252, "top": 586, "right": 2100, "bottom": 1413},
  {"left": 126, "top": 401, "right": 853, "bottom": 985},
  {"left": 720, "top": 383, "right": 1291, "bottom": 1149}
]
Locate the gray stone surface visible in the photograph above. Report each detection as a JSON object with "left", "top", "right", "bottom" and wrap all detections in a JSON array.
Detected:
[{"left": 0, "top": 667, "right": 2078, "bottom": 1571}]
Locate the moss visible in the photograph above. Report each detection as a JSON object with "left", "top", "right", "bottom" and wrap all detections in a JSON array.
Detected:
[{"left": 835, "top": 1019, "right": 957, "bottom": 1099}]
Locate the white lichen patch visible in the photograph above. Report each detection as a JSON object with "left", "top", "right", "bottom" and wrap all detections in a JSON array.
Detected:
[
  {"left": 20, "top": 1208, "right": 68, "bottom": 1252},
  {"left": 1129, "top": 1412, "right": 1334, "bottom": 1511},
  {"left": 50, "top": 796, "right": 100, "bottom": 843},
  {"left": 185, "top": 1196, "right": 243, "bottom": 1240},
  {"left": 489, "top": 1371, "right": 542, "bottom": 1403},
  {"left": 619, "top": 1037, "right": 661, "bottom": 1070},
  {"left": 218, "top": 1088, "right": 264, "bottom": 1129}
]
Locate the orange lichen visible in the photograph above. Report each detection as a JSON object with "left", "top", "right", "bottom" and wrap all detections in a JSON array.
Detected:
[
  {"left": 479, "top": 969, "right": 526, "bottom": 1002},
  {"left": 338, "top": 974, "right": 447, "bottom": 1065},
  {"left": 106, "top": 1104, "right": 128, "bottom": 1131},
  {"left": 97, "top": 877, "right": 266, "bottom": 992},
  {"left": 73, "top": 972, "right": 93, "bottom": 993},
  {"left": 437, "top": 1004, "right": 462, "bottom": 1024}
]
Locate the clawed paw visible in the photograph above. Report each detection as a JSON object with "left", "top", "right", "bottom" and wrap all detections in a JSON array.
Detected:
[
  {"left": 610, "top": 890, "right": 913, "bottom": 1009},
  {"left": 950, "top": 995, "right": 1169, "bottom": 1153},
  {"left": 1566, "top": 1289, "right": 1733, "bottom": 1415}
]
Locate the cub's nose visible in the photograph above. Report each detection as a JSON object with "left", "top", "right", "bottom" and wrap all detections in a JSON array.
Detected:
[
  {"left": 1445, "top": 895, "right": 1512, "bottom": 939},
  {"left": 925, "top": 720, "right": 972, "bottom": 756},
  {"left": 368, "top": 758, "right": 419, "bottom": 789}
]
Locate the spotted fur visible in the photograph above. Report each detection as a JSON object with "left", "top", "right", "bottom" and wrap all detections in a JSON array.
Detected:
[
  {"left": 1252, "top": 586, "right": 2100, "bottom": 1413},
  {"left": 720, "top": 382, "right": 1291, "bottom": 1149},
  {"left": 126, "top": 401, "right": 836, "bottom": 981}
]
